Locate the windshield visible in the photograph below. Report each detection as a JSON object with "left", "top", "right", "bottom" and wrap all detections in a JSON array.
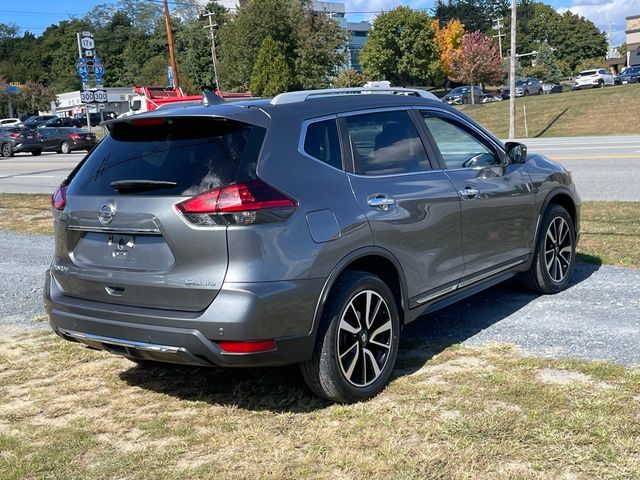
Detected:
[
  {"left": 449, "top": 87, "right": 469, "bottom": 95},
  {"left": 579, "top": 70, "right": 597, "bottom": 76},
  {"left": 515, "top": 79, "right": 526, "bottom": 86},
  {"left": 622, "top": 67, "right": 640, "bottom": 75}
]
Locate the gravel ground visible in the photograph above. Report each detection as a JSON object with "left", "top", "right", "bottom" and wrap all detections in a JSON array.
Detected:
[{"left": 1, "top": 231, "right": 639, "bottom": 365}]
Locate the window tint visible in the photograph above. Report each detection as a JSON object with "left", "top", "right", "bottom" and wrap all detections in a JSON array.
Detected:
[
  {"left": 303, "top": 118, "right": 342, "bottom": 170},
  {"left": 345, "top": 111, "right": 430, "bottom": 176},
  {"left": 67, "top": 117, "right": 265, "bottom": 196},
  {"left": 422, "top": 115, "right": 501, "bottom": 169}
]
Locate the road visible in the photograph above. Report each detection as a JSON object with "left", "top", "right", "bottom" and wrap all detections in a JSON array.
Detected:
[{"left": 0, "top": 135, "right": 639, "bottom": 200}]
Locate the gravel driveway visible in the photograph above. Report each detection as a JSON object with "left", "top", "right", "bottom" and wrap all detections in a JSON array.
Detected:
[{"left": 2, "top": 231, "right": 638, "bottom": 365}]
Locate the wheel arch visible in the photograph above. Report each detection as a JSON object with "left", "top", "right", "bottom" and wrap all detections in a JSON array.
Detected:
[
  {"left": 310, "top": 247, "right": 408, "bottom": 338},
  {"left": 532, "top": 187, "right": 578, "bottom": 251}
]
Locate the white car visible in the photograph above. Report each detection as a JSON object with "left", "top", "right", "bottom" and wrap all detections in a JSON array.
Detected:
[
  {"left": 0, "top": 118, "right": 21, "bottom": 127},
  {"left": 573, "top": 69, "right": 615, "bottom": 89}
]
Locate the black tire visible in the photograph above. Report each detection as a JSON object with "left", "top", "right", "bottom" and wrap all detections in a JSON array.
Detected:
[
  {"left": 300, "top": 271, "right": 400, "bottom": 403},
  {"left": 60, "top": 142, "right": 71, "bottom": 154},
  {"left": 521, "top": 204, "right": 576, "bottom": 294},
  {"left": 524, "top": 90, "right": 529, "bottom": 96},
  {"left": 31, "top": 150, "right": 42, "bottom": 156},
  {"left": 1, "top": 143, "right": 13, "bottom": 157},
  {"left": 598, "top": 80, "right": 604, "bottom": 88}
]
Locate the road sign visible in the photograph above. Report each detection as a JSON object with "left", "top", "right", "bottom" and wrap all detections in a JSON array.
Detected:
[
  {"left": 167, "top": 65, "right": 175, "bottom": 87},
  {"left": 84, "top": 49, "right": 94, "bottom": 57},
  {"left": 80, "top": 90, "right": 94, "bottom": 103},
  {"left": 93, "top": 89, "right": 108, "bottom": 103},
  {"left": 98, "top": 104, "right": 105, "bottom": 110},
  {"left": 80, "top": 37, "right": 95, "bottom": 50},
  {"left": 76, "top": 64, "right": 89, "bottom": 76}
]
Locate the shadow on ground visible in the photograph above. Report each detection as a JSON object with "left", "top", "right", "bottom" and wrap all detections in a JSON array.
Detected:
[{"left": 120, "top": 263, "right": 600, "bottom": 411}]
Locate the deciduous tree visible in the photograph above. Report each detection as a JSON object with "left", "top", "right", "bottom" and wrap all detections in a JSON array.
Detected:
[
  {"left": 432, "top": 18, "right": 465, "bottom": 79},
  {"left": 332, "top": 68, "right": 367, "bottom": 88},
  {"left": 450, "top": 31, "right": 502, "bottom": 103},
  {"left": 360, "top": 7, "right": 441, "bottom": 87}
]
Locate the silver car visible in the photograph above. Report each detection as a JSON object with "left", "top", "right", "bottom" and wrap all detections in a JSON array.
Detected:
[{"left": 45, "top": 87, "right": 580, "bottom": 402}]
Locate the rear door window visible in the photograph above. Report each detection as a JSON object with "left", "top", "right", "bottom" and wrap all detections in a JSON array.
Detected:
[
  {"left": 303, "top": 118, "right": 342, "bottom": 170},
  {"left": 344, "top": 110, "right": 430, "bottom": 176},
  {"left": 67, "top": 117, "right": 265, "bottom": 196}
]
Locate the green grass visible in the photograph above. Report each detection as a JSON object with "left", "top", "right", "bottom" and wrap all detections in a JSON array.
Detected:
[
  {"left": 458, "top": 84, "right": 640, "bottom": 138},
  {"left": 1, "top": 331, "right": 639, "bottom": 479}
]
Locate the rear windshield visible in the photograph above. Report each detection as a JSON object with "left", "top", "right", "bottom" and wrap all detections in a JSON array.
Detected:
[
  {"left": 67, "top": 117, "right": 265, "bottom": 196},
  {"left": 579, "top": 70, "right": 597, "bottom": 76}
]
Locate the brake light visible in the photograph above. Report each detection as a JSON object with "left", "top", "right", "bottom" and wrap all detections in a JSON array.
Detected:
[
  {"left": 51, "top": 185, "right": 67, "bottom": 211},
  {"left": 129, "top": 118, "right": 166, "bottom": 126},
  {"left": 9, "top": 132, "right": 19, "bottom": 139},
  {"left": 176, "top": 179, "right": 296, "bottom": 226},
  {"left": 70, "top": 133, "right": 80, "bottom": 140},
  {"left": 217, "top": 339, "right": 276, "bottom": 353}
]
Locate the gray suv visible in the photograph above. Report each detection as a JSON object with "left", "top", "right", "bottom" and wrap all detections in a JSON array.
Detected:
[{"left": 45, "top": 87, "right": 580, "bottom": 403}]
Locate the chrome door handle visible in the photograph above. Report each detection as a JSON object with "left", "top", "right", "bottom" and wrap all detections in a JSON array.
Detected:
[
  {"left": 459, "top": 185, "right": 479, "bottom": 200},
  {"left": 367, "top": 194, "right": 396, "bottom": 210}
]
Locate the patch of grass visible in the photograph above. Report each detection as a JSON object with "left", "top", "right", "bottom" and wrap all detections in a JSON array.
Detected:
[
  {"left": 459, "top": 84, "right": 640, "bottom": 138},
  {"left": 0, "top": 332, "right": 639, "bottom": 479},
  {"left": 577, "top": 201, "right": 640, "bottom": 268},
  {"left": 0, "top": 193, "right": 52, "bottom": 235}
]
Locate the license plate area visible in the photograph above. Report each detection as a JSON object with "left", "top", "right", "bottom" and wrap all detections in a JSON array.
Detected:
[{"left": 71, "top": 232, "right": 175, "bottom": 271}]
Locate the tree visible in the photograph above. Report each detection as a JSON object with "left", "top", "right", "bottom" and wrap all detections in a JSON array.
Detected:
[
  {"left": 574, "top": 57, "right": 606, "bottom": 74},
  {"left": 525, "top": 42, "right": 562, "bottom": 83},
  {"left": 219, "top": 0, "right": 343, "bottom": 91},
  {"left": 433, "top": 0, "right": 509, "bottom": 33},
  {"left": 360, "top": 7, "right": 441, "bottom": 87},
  {"left": 250, "top": 36, "right": 292, "bottom": 96},
  {"left": 332, "top": 68, "right": 367, "bottom": 88},
  {"left": 450, "top": 31, "right": 502, "bottom": 103},
  {"left": 432, "top": 18, "right": 465, "bottom": 80}
]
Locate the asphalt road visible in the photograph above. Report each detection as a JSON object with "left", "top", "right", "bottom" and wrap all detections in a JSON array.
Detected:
[
  {"left": 1, "top": 135, "right": 639, "bottom": 201},
  {"left": 1, "top": 230, "right": 638, "bottom": 365}
]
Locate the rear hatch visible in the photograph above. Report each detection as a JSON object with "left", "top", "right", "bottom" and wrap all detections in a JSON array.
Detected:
[{"left": 52, "top": 115, "right": 266, "bottom": 312}]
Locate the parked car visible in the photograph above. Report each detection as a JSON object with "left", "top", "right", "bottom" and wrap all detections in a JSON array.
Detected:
[
  {"left": 572, "top": 69, "right": 615, "bottom": 89},
  {"left": 74, "top": 111, "right": 118, "bottom": 127},
  {"left": 0, "top": 118, "right": 21, "bottom": 127},
  {"left": 45, "top": 87, "right": 580, "bottom": 403},
  {"left": 482, "top": 93, "right": 502, "bottom": 103},
  {"left": 542, "top": 83, "right": 564, "bottom": 94},
  {"left": 502, "top": 77, "right": 543, "bottom": 99},
  {"left": 0, "top": 126, "right": 43, "bottom": 156},
  {"left": 443, "top": 86, "right": 484, "bottom": 105},
  {"left": 39, "top": 117, "right": 83, "bottom": 129},
  {"left": 616, "top": 66, "right": 640, "bottom": 85},
  {"left": 21, "top": 115, "right": 58, "bottom": 129},
  {"left": 39, "top": 127, "right": 97, "bottom": 154}
]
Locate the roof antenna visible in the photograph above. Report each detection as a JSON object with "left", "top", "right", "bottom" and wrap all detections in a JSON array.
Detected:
[{"left": 202, "top": 90, "right": 225, "bottom": 107}]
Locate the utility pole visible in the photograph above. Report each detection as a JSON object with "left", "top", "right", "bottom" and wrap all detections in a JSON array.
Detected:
[
  {"left": 509, "top": 0, "right": 517, "bottom": 139},
  {"left": 492, "top": 17, "right": 505, "bottom": 59},
  {"left": 163, "top": 0, "right": 180, "bottom": 89},
  {"left": 203, "top": 12, "right": 221, "bottom": 91}
]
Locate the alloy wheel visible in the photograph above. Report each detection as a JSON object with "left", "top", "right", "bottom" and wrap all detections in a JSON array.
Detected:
[
  {"left": 1, "top": 144, "right": 11, "bottom": 157},
  {"left": 337, "top": 290, "right": 394, "bottom": 387},
  {"left": 544, "top": 217, "right": 572, "bottom": 283}
]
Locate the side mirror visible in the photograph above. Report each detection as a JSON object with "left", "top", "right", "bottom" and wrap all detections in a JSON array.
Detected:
[{"left": 505, "top": 142, "right": 528, "bottom": 164}]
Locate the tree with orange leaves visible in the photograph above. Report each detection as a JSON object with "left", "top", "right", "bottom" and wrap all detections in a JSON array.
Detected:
[{"left": 432, "top": 19, "right": 465, "bottom": 80}]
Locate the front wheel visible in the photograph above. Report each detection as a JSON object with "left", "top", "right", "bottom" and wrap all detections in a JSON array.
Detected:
[
  {"left": 598, "top": 80, "right": 604, "bottom": 88},
  {"left": 301, "top": 271, "right": 400, "bottom": 403},
  {"left": 521, "top": 204, "right": 576, "bottom": 294},
  {"left": 1, "top": 143, "right": 13, "bottom": 157}
]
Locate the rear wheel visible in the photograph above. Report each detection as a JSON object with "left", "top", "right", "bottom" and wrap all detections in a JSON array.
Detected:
[
  {"left": 1, "top": 143, "right": 13, "bottom": 157},
  {"left": 522, "top": 204, "right": 576, "bottom": 294},
  {"left": 31, "top": 150, "right": 42, "bottom": 156},
  {"left": 598, "top": 79, "right": 604, "bottom": 88},
  {"left": 301, "top": 271, "right": 400, "bottom": 403},
  {"left": 60, "top": 142, "right": 71, "bottom": 154}
]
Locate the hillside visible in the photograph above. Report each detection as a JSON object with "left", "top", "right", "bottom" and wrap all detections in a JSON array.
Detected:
[{"left": 458, "top": 84, "right": 640, "bottom": 138}]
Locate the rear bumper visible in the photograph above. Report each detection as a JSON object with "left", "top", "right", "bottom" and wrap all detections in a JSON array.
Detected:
[{"left": 44, "top": 270, "right": 323, "bottom": 367}]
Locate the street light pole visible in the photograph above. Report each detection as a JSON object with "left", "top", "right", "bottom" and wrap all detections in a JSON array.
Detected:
[
  {"left": 509, "top": 0, "right": 517, "bottom": 139},
  {"left": 203, "top": 12, "right": 221, "bottom": 91}
]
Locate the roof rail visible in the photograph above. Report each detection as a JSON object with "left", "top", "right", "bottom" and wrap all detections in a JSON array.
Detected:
[{"left": 270, "top": 87, "right": 439, "bottom": 105}]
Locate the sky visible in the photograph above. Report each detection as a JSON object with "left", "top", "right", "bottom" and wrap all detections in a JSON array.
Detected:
[{"left": 0, "top": 0, "right": 637, "bottom": 46}]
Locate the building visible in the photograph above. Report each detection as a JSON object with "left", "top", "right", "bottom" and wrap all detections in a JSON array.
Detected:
[
  {"left": 626, "top": 14, "right": 640, "bottom": 67},
  {"left": 50, "top": 87, "right": 133, "bottom": 117}
]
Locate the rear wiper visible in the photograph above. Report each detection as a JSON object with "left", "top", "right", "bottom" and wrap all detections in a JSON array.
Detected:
[{"left": 110, "top": 179, "right": 177, "bottom": 192}]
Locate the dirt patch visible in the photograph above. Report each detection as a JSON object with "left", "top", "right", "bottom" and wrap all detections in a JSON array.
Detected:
[{"left": 537, "top": 368, "right": 614, "bottom": 390}]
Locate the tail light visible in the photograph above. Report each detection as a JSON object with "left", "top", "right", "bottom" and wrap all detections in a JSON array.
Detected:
[
  {"left": 51, "top": 185, "right": 67, "bottom": 211},
  {"left": 70, "top": 133, "right": 80, "bottom": 140},
  {"left": 176, "top": 179, "right": 296, "bottom": 226},
  {"left": 9, "top": 132, "right": 19, "bottom": 139}
]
